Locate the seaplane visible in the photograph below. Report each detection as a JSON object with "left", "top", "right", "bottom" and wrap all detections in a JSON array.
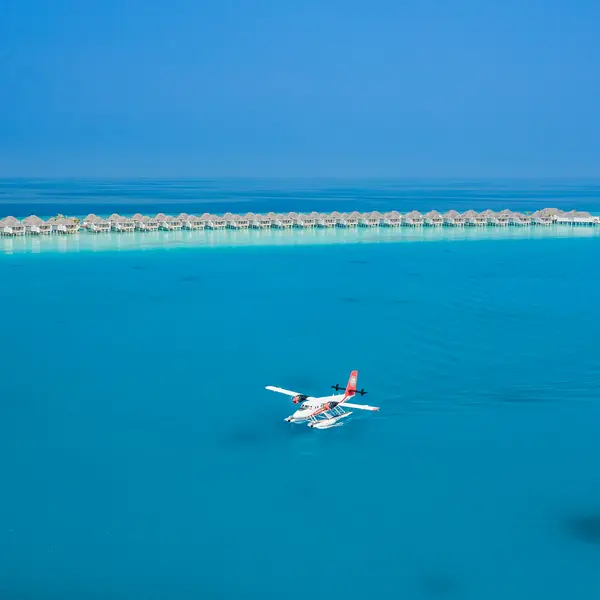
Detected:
[{"left": 266, "top": 370, "right": 379, "bottom": 429}]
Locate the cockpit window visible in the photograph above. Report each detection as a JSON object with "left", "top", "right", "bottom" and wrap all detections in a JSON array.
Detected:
[{"left": 300, "top": 404, "right": 311, "bottom": 410}]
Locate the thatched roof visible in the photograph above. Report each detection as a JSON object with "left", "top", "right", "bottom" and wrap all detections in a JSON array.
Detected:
[
  {"left": 132, "top": 213, "right": 144, "bottom": 221},
  {"left": 561, "top": 210, "right": 592, "bottom": 218},
  {"left": 538, "top": 207, "right": 564, "bottom": 217},
  {"left": 107, "top": 213, "right": 122, "bottom": 222},
  {"left": 462, "top": 210, "right": 478, "bottom": 218},
  {"left": 442, "top": 210, "right": 461, "bottom": 218},
  {"left": 404, "top": 210, "right": 423, "bottom": 219},
  {"left": 22, "top": 215, "right": 44, "bottom": 225},
  {"left": 423, "top": 210, "right": 442, "bottom": 218},
  {"left": 479, "top": 209, "right": 496, "bottom": 217},
  {"left": 2, "top": 216, "right": 21, "bottom": 226}
]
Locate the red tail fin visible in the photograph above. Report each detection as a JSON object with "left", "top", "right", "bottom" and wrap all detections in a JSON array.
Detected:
[{"left": 345, "top": 370, "right": 358, "bottom": 397}]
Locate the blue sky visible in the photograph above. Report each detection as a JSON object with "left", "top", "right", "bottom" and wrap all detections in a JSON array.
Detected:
[{"left": 1, "top": 0, "right": 599, "bottom": 177}]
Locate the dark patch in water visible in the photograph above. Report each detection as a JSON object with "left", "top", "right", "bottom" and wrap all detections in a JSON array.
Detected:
[
  {"left": 56, "top": 319, "right": 68, "bottom": 325},
  {"left": 496, "top": 387, "right": 552, "bottom": 404},
  {"left": 149, "top": 295, "right": 167, "bottom": 303},
  {"left": 181, "top": 275, "right": 202, "bottom": 283},
  {"left": 348, "top": 259, "right": 370, "bottom": 265},
  {"left": 419, "top": 573, "right": 459, "bottom": 597},
  {"left": 340, "top": 296, "right": 360, "bottom": 303},
  {"left": 132, "top": 265, "right": 146, "bottom": 270},
  {"left": 394, "top": 299, "right": 411, "bottom": 305},
  {"left": 564, "top": 514, "right": 600, "bottom": 544},
  {"left": 502, "top": 394, "right": 548, "bottom": 404},
  {"left": 229, "top": 428, "right": 263, "bottom": 446},
  {"left": 407, "top": 272, "right": 421, "bottom": 278}
]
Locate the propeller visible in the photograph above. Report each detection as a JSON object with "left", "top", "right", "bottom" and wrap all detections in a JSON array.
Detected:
[{"left": 330, "top": 384, "right": 367, "bottom": 396}]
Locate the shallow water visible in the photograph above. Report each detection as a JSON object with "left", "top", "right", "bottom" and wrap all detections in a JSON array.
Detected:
[{"left": 2, "top": 233, "right": 600, "bottom": 599}]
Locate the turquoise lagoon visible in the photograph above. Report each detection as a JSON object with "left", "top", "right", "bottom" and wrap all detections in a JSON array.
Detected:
[{"left": 1, "top": 180, "right": 600, "bottom": 599}]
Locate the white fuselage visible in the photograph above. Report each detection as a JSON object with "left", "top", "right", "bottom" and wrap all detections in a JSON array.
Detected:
[{"left": 285, "top": 394, "right": 345, "bottom": 422}]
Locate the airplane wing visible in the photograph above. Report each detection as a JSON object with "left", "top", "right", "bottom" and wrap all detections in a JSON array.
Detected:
[
  {"left": 340, "top": 402, "right": 379, "bottom": 411},
  {"left": 265, "top": 386, "right": 302, "bottom": 397}
]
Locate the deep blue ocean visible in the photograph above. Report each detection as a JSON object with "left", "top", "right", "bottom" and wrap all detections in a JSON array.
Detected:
[{"left": 1, "top": 180, "right": 600, "bottom": 599}]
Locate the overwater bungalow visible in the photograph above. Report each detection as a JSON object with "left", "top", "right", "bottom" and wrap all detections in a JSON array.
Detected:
[
  {"left": 328, "top": 211, "right": 342, "bottom": 226},
  {"left": 138, "top": 215, "right": 159, "bottom": 231},
  {"left": 473, "top": 212, "right": 488, "bottom": 227},
  {"left": 106, "top": 213, "right": 134, "bottom": 232},
  {"left": 177, "top": 213, "right": 190, "bottom": 224},
  {"left": 22, "top": 215, "right": 51, "bottom": 234},
  {"left": 0, "top": 216, "right": 25, "bottom": 236},
  {"left": 201, "top": 214, "right": 226, "bottom": 229},
  {"left": 423, "top": 210, "right": 443, "bottom": 226},
  {"left": 403, "top": 211, "right": 424, "bottom": 227},
  {"left": 479, "top": 209, "right": 499, "bottom": 226},
  {"left": 249, "top": 214, "right": 271, "bottom": 228},
  {"left": 442, "top": 210, "right": 465, "bottom": 226},
  {"left": 86, "top": 214, "right": 111, "bottom": 233},
  {"left": 226, "top": 214, "right": 249, "bottom": 229},
  {"left": 131, "top": 213, "right": 146, "bottom": 230},
  {"left": 462, "top": 210, "right": 479, "bottom": 226},
  {"left": 154, "top": 213, "right": 169, "bottom": 229},
  {"left": 317, "top": 213, "right": 337, "bottom": 228},
  {"left": 258, "top": 215, "right": 272, "bottom": 228},
  {"left": 360, "top": 211, "right": 382, "bottom": 227},
  {"left": 530, "top": 210, "right": 553, "bottom": 226},
  {"left": 51, "top": 217, "right": 79, "bottom": 234},
  {"left": 556, "top": 210, "right": 596, "bottom": 226},
  {"left": 119, "top": 217, "right": 135, "bottom": 232},
  {"left": 537, "top": 208, "right": 564, "bottom": 220},
  {"left": 293, "top": 213, "right": 315, "bottom": 228},
  {"left": 164, "top": 215, "right": 183, "bottom": 231},
  {"left": 82, "top": 214, "right": 98, "bottom": 228},
  {"left": 185, "top": 215, "right": 205, "bottom": 230},
  {"left": 339, "top": 211, "right": 360, "bottom": 227},
  {"left": 91, "top": 218, "right": 111, "bottom": 233},
  {"left": 224, "top": 213, "right": 239, "bottom": 229},
  {"left": 382, "top": 211, "right": 403, "bottom": 227},
  {"left": 495, "top": 210, "right": 512, "bottom": 226},
  {"left": 273, "top": 214, "right": 293, "bottom": 228},
  {"left": 236, "top": 215, "right": 250, "bottom": 229},
  {"left": 107, "top": 214, "right": 123, "bottom": 231},
  {"left": 246, "top": 213, "right": 262, "bottom": 228},
  {"left": 509, "top": 212, "right": 531, "bottom": 226},
  {"left": 265, "top": 212, "right": 278, "bottom": 226}
]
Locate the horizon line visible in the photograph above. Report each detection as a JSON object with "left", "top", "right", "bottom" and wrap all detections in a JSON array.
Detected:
[{"left": 2, "top": 175, "right": 600, "bottom": 182}]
